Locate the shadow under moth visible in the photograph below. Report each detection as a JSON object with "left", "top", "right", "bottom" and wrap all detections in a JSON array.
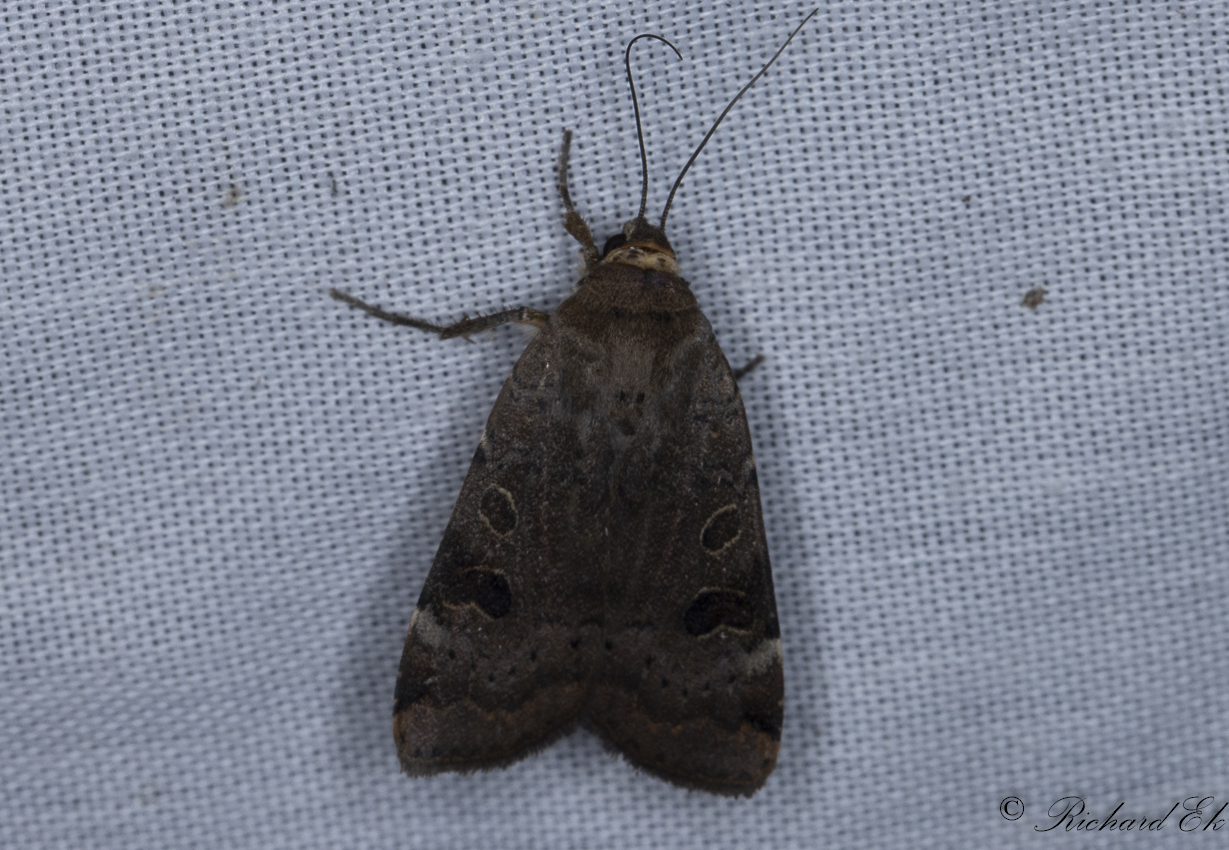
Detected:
[{"left": 331, "top": 9, "right": 817, "bottom": 797}]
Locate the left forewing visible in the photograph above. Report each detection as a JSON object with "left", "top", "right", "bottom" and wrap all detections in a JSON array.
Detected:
[{"left": 585, "top": 337, "right": 783, "bottom": 796}]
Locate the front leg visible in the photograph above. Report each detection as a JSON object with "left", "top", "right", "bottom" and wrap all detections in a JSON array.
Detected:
[{"left": 329, "top": 289, "right": 549, "bottom": 340}]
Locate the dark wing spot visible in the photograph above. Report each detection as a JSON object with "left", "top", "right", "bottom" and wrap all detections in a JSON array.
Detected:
[
  {"left": 442, "top": 567, "right": 512, "bottom": 619},
  {"left": 392, "top": 672, "right": 430, "bottom": 713},
  {"left": 684, "top": 588, "right": 754, "bottom": 636},
  {"left": 742, "top": 705, "right": 783, "bottom": 738},
  {"left": 479, "top": 485, "right": 518, "bottom": 536},
  {"left": 701, "top": 505, "right": 741, "bottom": 553}
]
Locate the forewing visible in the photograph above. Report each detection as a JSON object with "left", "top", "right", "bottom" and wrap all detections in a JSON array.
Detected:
[
  {"left": 586, "top": 337, "right": 783, "bottom": 796},
  {"left": 393, "top": 324, "right": 609, "bottom": 774}
]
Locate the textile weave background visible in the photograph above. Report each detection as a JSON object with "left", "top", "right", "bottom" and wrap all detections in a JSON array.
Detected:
[{"left": 3, "top": 1, "right": 1227, "bottom": 847}]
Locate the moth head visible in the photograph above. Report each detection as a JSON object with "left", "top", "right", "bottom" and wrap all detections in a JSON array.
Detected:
[
  {"left": 601, "top": 216, "right": 679, "bottom": 275},
  {"left": 602, "top": 13, "right": 814, "bottom": 277},
  {"left": 561, "top": 15, "right": 815, "bottom": 281}
]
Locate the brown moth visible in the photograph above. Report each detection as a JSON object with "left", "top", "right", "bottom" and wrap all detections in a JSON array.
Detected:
[{"left": 331, "top": 9, "right": 816, "bottom": 797}]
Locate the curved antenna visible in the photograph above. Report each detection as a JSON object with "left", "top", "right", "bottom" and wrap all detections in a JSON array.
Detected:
[
  {"left": 624, "top": 33, "right": 683, "bottom": 221},
  {"left": 659, "top": 7, "right": 819, "bottom": 230}
]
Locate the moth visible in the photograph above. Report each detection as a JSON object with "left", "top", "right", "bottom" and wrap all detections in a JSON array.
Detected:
[{"left": 332, "top": 9, "right": 816, "bottom": 796}]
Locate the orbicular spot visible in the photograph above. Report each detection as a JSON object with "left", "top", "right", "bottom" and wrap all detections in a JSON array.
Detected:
[
  {"left": 700, "top": 504, "right": 741, "bottom": 553},
  {"left": 442, "top": 567, "right": 512, "bottom": 619},
  {"left": 479, "top": 484, "right": 518, "bottom": 536},
  {"left": 684, "top": 588, "right": 754, "bottom": 636}
]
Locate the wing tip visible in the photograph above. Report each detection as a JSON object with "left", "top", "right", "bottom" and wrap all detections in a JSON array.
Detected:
[
  {"left": 393, "top": 696, "right": 583, "bottom": 778},
  {"left": 582, "top": 711, "right": 781, "bottom": 798}
]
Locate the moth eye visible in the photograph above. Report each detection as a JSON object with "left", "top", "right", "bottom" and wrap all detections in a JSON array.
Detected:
[
  {"left": 443, "top": 567, "right": 512, "bottom": 619},
  {"left": 479, "top": 485, "right": 518, "bottom": 536},
  {"left": 684, "top": 588, "right": 754, "bottom": 636},
  {"left": 602, "top": 233, "right": 627, "bottom": 257},
  {"left": 700, "top": 504, "right": 741, "bottom": 553}
]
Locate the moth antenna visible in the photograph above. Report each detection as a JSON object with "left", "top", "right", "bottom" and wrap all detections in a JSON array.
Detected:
[
  {"left": 659, "top": 7, "right": 819, "bottom": 231},
  {"left": 624, "top": 33, "right": 683, "bottom": 221},
  {"left": 557, "top": 128, "right": 577, "bottom": 213}
]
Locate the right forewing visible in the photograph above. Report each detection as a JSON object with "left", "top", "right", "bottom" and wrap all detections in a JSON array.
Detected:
[{"left": 393, "top": 322, "right": 609, "bottom": 774}]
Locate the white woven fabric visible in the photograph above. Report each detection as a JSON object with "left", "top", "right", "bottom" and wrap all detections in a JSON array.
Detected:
[{"left": 4, "top": 2, "right": 1227, "bottom": 847}]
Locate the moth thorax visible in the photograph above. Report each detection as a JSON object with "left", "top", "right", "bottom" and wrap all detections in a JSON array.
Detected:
[{"left": 602, "top": 241, "right": 680, "bottom": 275}]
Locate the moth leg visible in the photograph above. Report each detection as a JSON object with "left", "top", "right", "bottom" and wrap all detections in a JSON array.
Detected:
[
  {"left": 557, "top": 129, "right": 601, "bottom": 272},
  {"left": 329, "top": 289, "right": 548, "bottom": 340},
  {"left": 732, "top": 353, "right": 766, "bottom": 381},
  {"left": 435, "top": 307, "right": 550, "bottom": 340}
]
